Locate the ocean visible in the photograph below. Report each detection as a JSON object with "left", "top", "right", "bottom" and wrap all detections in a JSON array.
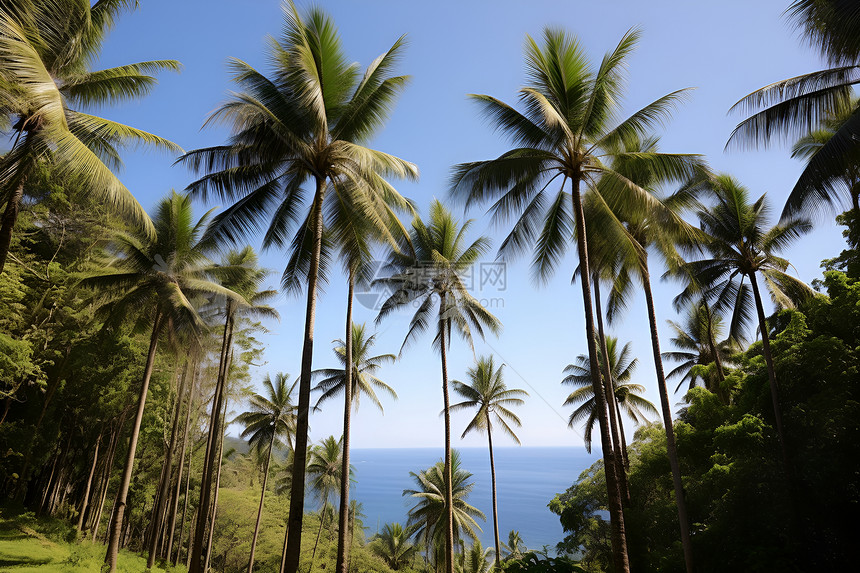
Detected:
[{"left": 346, "top": 447, "right": 599, "bottom": 552}]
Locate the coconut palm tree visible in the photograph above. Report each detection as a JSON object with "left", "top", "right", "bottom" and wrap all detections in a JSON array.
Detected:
[
  {"left": 178, "top": 4, "right": 417, "bottom": 567},
  {"left": 313, "top": 323, "right": 397, "bottom": 412},
  {"left": 450, "top": 28, "right": 702, "bottom": 572},
  {"left": 307, "top": 435, "right": 348, "bottom": 572},
  {"left": 459, "top": 540, "right": 494, "bottom": 573},
  {"left": 451, "top": 356, "right": 527, "bottom": 571},
  {"left": 189, "top": 246, "right": 279, "bottom": 572},
  {"left": 0, "top": 0, "right": 180, "bottom": 273},
  {"left": 563, "top": 337, "right": 657, "bottom": 454},
  {"left": 371, "top": 523, "right": 419, "bottom": 571},
  {"left": 403, "top": 450, "right": 485, "bottom": 570},
  {"left": 235, "top": 373, "right": 298, "bottom": 573},
  {"left": 663, "top": 301, "right": 736, "bottom": 400},
  {"left": 83, "top": 191, "right": 242, "bottom": 572},
  {"left": 727, "top": 1, "right": 860, "bottom": 221},
  {"left": 679, "top": 175, "right": 813, "bottom": 471},
  {"left": 376, "top": 200, "right": 501, "bottom": 573},
  {"left": 503, "top": 530, "right": 526, "bottom": 561}
]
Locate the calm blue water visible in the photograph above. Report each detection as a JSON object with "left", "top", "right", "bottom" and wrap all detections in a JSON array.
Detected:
[{"left": 346, "top": 447, "right": 599, "bottom": 552}]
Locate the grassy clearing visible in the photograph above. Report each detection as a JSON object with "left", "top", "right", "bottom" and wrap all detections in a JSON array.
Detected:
[{"left": 0, "top": 507, "right": 185, "bottom": 572}]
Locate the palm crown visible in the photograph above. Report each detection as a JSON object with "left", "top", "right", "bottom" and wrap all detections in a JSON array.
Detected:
[
  {"left": 236, "top": 372, "right": 298, "bottom": 454},
  {"left": 451, "top": 356, "right": 527, "bottom": 443}
]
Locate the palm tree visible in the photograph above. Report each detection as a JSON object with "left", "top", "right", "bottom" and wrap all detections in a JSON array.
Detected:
[
  {"left": 727, "top": 1, "right": 860, "bottom": 221},
  {"left": 178, "top": 4, "right": 417, "bottom": 567},
  {"left": 562, "top": 337, "right": 657, "bottom": 455},
  {"left": 307, "top": 435, "right": 347, "bottom": 572},
  {"left": 0, "top": 0, "right": 180, "bottom": 273},
  {"left": 235, "top": 373, "right": 298, "bottom": 573},
  {"left": 503, "top": 530, "right": 526, "bottom": 561},
  {"left": 458, "top": 539, "right": 494, "bottom": 573},
  {"left": 84, "top": 191, "right": 241, "bottom": 572},
  {"left": 663, "top": 301, "right": 736, "bottom": 400},
  {"left": 679, "top": 175, "right": 813, "bottom": 469},
  {"left": 371, "top": 523, "right": 419, "bottom": 571},
  {"left": 190, "top": 246, "right": 279, "bottom": 572},
  {"left": 451, "top": 356, "right": 527, "bottom": 571},
  {"left": 403, "top": 450, "right": 485, "bottom": 570},
  {"left": 313, "top": 323, "right": 397, "bottom": 412},
  {"left": 376, "top": 200, "right": 501, "bottom": 573},
  {"left": 450, "top": 28, "right": 702, "bottom": 572}
]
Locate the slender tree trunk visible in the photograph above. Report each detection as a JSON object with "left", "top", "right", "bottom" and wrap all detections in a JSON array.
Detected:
[
  {"left": 92, "top": 409, "right": 127, "bottom": 542},
  {"left": 190, "top": 311, "right": 234, "bottom": 572},
  {"left": 439, "top": 298, "right": 455, "bottom": 573},
  {"left": 76, "top": 430, "right": 102, "bottom": 532},
  {"left": 279, "top": 517, "right": 290, "bottom": 573},
  {"left": 748, "top": 272, "right": 792, "bottom": 473},
  {"left": 641, "top": 260, "right": 694, "bottom": 573},
  {"left": 147, "top": 358, "right": 190, "bottom": 568},
  {"left": 593, "top": 278, "right": 631, "bottom": 506},
  {"left": 248, "top": 434, "right": 277, "bottom": 573},
  {"left": 570, "top": 178, "right": 629, "bottom": 573},
  {"left": 614, "top": 400, "right": 630, "bottom": 470},
  {"left": 103, "top": 309, "right": 163, "bottom": 572},
  {"left": 168, "top": 360, "right": 197, "bottom": 562},
  {"left": 204, "top": 357, "right": 231, "bottom": 573},
  {"left": 0, "top": 173, "right": 26, "bottom": 275},
  {"left": 487, "top": 424, "right": 501, "bottom": 571},
  {"left": 335, "top": 276, "right": 355, "bottom": 573},
  {"left": 174, "top": 444, "right": 192, "bottom": 566},
  {"left": 310, "top": 500, "right": 329, "bottom": 572},
  {"left": 187, "top": 508, "right": 197, "bottom": 571},
  {"left": 285, "top": 178, "right": 327, "bottom": 573}
]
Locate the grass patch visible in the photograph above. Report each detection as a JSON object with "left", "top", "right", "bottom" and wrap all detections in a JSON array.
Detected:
[{"left": 0, "top": 506, "right": 185, "bottom": 572}]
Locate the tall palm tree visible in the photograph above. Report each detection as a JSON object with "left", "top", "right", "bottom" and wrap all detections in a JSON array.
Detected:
[
  {"left": 371, "top": 523, "right": 419, "bottom": 571},
  {"left": 450, "top": 28, "right": 702, "bottom": 572},
  {"left": 679, "top": 175, "right": 813, "bottom": 469},
  {"left": 235, "top": 373, "right": 298, "bottom": 573},
  {"left": 178, "top": 4, "right": 416, "bottom": 567},
  {"left": 727, "top": 1, "right": 860, "bottom": 221},
  {"left": 0, "top": 0, "right": 180, "bottom": 273},
  {"left": 403, "top": 450, "right": 485, "bottom": 570},
  {"left": 451, "top": 356, "right": 527, "bottom": 571},
  {"left": 562, "top": 337, "right": 657, "bottom": 454},
  {"left": 84, "top": 191, "right": 242, "bottom": 572},
  {"left": 376, "top": 200, "right": 501, "bottom": 573},
  {"left": 307, "top": 435, "right": 347, "bottom": 572},
  {"left": 190, "top": 246, "right": 279, "bottom": 572},
  {"left": 663, "top": 301, "right": 736, "bottom": 400},
  {"left": 313, "top": 322, "right": 397, "bottom": 412}
]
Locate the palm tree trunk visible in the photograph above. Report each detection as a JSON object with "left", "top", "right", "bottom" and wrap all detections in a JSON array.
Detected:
[
  {"left": 92, "top": 410, "right": 127, "bottom": 542},
  {"left": 336, "top": 275, "right": 355, "bottom": 573},
  {"left": 614, "top": 400, "right": 630, "bottom": 470},
  {"left": 593, "top": 278, "right": 631, "bottom": 505},
  {"left": 310, "top": 500, "right": 329, "bottom": 572},
  {"left": 641, "top": 260, "right": 694, "bottom": 573},
  {"left": 190, "top": 311, "right": 234, "bottom": 572},
  {"left": 147, "top": 359, "right": 190, "bottom": 568},
  {"left": 279, "top": 516, "right": 290, "bottom": 573},
  {"left": 204, "top": 393, "right": 229, "bottom": 573},
  {"left": 570, "top": 178, "right": 630, "bottom": 573},
  {"left": 104, "top": 309, "right": 163, "bottom": 573},
  {"left": 167, "top": 360, "right": 197, "bottom": 562},
  {"left": 487, "top": 423, "right": 501, "bottom": 571},
  {"left": 748, "top": 272, "right": 791, "bottom": 473},
  {"left": 439, "top": 295, "right": 455, "bottom": 573},
  {"left": 76, "top": 430, "right": 102, "bottom": 532},
  {"left": 175, "top": 444, "right": 192, "bottom": 565},
  {"left": 285, "top": 177, "right": 327, "bottom": 573},
  {"left": 248, "top": 433, "right": 277, "bottom": 573},
  {"left": 0, "top": 162, "right": 27, "bottom": 274}
]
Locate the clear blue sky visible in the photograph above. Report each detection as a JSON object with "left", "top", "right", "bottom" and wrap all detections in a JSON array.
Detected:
[{"left": 94, "top": 0, "right": 843, "bottom": 448}]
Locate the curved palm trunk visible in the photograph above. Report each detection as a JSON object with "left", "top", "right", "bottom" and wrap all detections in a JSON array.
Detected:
[
  {"left": 0, "top": 129, "right": 30, "bottom": 275},
  {"left": 641, "top": 260, "right": 694, "bottom": 573},
  {"left": 486, "top": 423, "right": 501, "bottom": 571},
  {"left": 335, "top": 275, "right": 356, "bottom": 573},
  {"left": 190, "top": 311, "right": 234, "bottom": 572},
  {"left": 439, "top": 296, "right": 455, "bottom": 573},
  {"left": 570, "top": 179, "right": 630, "bottom": 573},
  {"left": 104, "top": 309, "right": 163, "bottom": 572},
  {"left": 748, "top": 272, "right": 791, "bottom": 472},
  {"left": 310, "top": 500, "right": 329, "bottom": 571},
  {"left": 285, "top": 178, "right": 327, "bottom": 573},
  {"left": 248, "top": 433, "right": 277, "bottom": 573},
  {"left": 76, "top": 430, "right": 101, "bottom": 532},
  {"left": 147, "top": 359, "right": 190, "bottom": 568},
  {"left": 593, "top": 278, "right": 631, "bottom": 505}
]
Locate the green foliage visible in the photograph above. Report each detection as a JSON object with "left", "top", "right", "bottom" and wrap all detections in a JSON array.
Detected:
[{"left": 501, "top": 551, "right": 586, "bottom": 573}]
